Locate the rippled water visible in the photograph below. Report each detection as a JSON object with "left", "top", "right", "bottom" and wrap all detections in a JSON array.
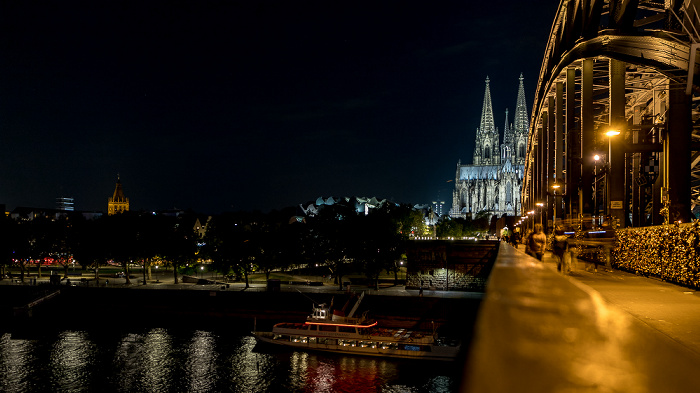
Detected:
[{"left": 0, "top": 327, "right": 460, "bottom": 392}]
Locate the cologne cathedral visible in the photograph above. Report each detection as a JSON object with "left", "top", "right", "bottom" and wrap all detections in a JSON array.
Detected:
[{"left": 450, "top": 75, "right": 529, "bottom": 220}]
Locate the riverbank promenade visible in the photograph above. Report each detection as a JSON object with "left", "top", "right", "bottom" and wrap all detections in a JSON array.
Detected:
[
  {"left": 463, "top": 242, "right": 700, "bottom": 393},
  {"left": 4, "top": 241, "right": 700, "bottom": 392}
]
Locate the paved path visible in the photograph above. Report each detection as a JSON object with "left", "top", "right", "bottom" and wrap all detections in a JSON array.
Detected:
[{"left": 534, "top": 245, "right": 700, "bottom": 357}]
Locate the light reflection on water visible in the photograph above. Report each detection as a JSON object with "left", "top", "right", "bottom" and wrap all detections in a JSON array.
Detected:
[
  {"left": 49, "top": 331, "right": 96, "bottom": 392},
  {"left": 0, "top": 333, "right": 36, "bottom": 392},
  {"left": 0, "top": 328, "right": 458, "bottom": 393}
]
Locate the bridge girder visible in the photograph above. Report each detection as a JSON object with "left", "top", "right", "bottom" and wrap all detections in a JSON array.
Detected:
[{"left": 525, "top": 0, "right": 700, "bottom": 228}]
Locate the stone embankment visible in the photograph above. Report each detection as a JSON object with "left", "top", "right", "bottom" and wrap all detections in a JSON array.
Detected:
[{"left": 1, "top": 284, "right": 481, "bottom": 336}]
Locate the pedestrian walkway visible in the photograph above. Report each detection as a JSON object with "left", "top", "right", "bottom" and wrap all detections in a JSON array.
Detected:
[
  {"left": 539, "top": 245, "right": 700, "bottom": 357},
  {"left": 462, "top": 242, "right": 700, "bottom": 393}
]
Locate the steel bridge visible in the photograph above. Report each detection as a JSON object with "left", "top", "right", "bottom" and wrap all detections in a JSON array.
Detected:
[{"left": 524, "top": 0, "right": 700, "bottom": 229}]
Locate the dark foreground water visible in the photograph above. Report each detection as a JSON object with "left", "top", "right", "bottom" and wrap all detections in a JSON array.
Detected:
[{"left": 0, "top": 326, "right": 462, "bottom": 393}]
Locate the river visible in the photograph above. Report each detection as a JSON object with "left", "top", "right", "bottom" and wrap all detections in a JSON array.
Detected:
[{"left": 0, "top": 325, "right": 462, "bottom": 392}]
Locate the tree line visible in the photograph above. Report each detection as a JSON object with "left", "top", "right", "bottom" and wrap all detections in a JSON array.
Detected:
[{"left": 0, "top": 200, "right": 428, "bottom": 289}]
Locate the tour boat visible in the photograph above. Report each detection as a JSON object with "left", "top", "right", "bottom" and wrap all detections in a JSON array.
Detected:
[{"left": 251, "top": 292, "right": 461, "bottom": 361}]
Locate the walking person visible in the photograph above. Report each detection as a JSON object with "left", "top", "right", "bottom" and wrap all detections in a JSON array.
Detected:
[
  {"left": 552, "top": 226, "right": 569, "bottom": 273},
  {"left": 528, "top": 224, "right": 547, "bottom": 261}
]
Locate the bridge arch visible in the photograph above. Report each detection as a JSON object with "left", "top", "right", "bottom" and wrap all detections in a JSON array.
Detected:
[{"left": 524, "top": 0, "right": 700, "bottom": 229}]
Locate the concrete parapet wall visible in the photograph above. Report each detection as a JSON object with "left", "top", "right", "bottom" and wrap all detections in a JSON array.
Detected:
[
  {"left": 405, "top": 240, "right": 498, "bottom": 291},
  {"left": 461, "top": 243, "right": 700, "bottom": 393}
]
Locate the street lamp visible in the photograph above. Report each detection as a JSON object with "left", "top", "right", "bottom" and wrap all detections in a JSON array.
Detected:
[
  {"left": 594, "top": 154, "right": 600, "bottom": 226},
  {"left": 552, "top": 182, "right": 561, "bottom": 227},
  {"left": 536, "top": 202, "right": 544, "bottom": 226},
  {"left": 605, "top": 130, "right": 620, "bottom": 221}
]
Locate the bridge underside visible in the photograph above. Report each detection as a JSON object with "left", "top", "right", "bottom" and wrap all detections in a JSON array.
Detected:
[{"left": 523, "top": 0, "right": 700, "bottom": 230}]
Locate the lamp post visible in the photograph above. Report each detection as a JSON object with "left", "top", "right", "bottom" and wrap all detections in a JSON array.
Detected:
[
  {"left": 605, "top": 130, "right": 620, "bottom": 221},
  {"left": 594, "top": 154, "right": 600, "bottom": 227},
  {"left": 552, "top": 183, "right": 561, "bottom": 227},
  {"left": 536, "top": 203, "right": 544, "bottom": 226}
]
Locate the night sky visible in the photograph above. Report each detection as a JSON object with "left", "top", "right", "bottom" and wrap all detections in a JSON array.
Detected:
[{"left": 1, "top": 1, "right": 559, "bottom": 214}]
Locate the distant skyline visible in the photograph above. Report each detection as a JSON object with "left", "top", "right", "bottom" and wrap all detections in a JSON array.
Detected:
[{"left": 0, "top": 1, "right": 559, "bottom": 214}]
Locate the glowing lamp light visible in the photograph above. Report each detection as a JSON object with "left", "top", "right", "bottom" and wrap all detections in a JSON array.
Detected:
[{"left": 605, "top": 130, "right": 621, "bottom": 137}]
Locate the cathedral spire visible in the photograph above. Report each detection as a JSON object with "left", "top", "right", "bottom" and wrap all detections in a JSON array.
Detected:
[
  {"left": 479, "top": 76, "right": 496, "bottom": 135},
  {"left": 503, "top": 108, "right": 513, "bottom": 144},
  {"left": 473, "top": 76, "right": 500, "bottom": 165},
  {"left": 514, "top": 73, "right": 529, "bottom": 135},
  {"left": 513, "top": 73, "right": 529, "bottom": 165}
]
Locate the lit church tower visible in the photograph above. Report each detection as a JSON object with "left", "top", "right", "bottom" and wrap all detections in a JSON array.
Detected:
[
  {"left": 472, "top": 76, "right": 500, "bottom": 165},
  {"left": 513, "top": 73, "right": 529, "bottom": 165},
  {"left": 108, "top": 175, "right": 130, "bottom": 215}
]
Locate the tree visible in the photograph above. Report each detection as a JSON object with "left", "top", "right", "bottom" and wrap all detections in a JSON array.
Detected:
[
  {"left": 351, "top": 204, "right": 406, "bottom": 289},
  {"left": 161, "top": 215, "right": 198, "bottom": 285},
  {"left": 0, "top": 214, "right": 15, "bottom": 277},
  {"left": 436, "top": 218, "right": 464, "bottom": 238},
  {"left": 305, "top": 201, "right": 358, "bottom": 290},
  {"left": 202, "top": 213, "right": 246, "bottom": 285},
  {"left": 71, "top": 215, "right": 107, "bottom": 283}
]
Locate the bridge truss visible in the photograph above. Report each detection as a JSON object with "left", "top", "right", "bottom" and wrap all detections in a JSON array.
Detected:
[{"left": 524, "top": 0, "right": 700, "bottom": 229}]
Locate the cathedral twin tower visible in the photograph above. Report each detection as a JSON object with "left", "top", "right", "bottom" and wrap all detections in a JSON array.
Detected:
[{"left": 450, "top": 74, "right": 529, "bottom": 220}]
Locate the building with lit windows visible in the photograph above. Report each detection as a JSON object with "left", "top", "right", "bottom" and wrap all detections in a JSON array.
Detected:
[
  {"left": 431, "top": 200, "right": 446, "bottom": 217},
  {"left": 450, "top": 75, "right": 528, "bottom": 220},
  {"left": 56, "top": 197, "right": 74, "bottom": 211}
]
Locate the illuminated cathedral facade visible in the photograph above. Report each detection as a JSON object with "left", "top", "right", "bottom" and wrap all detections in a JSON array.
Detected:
[{"left": 450, "top": 75, "right": 529, "bottom": 220}]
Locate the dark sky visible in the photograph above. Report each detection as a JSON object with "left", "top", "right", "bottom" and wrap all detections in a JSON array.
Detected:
[{"left": 0, "top": 1, "right": 559, "bottom": 214}]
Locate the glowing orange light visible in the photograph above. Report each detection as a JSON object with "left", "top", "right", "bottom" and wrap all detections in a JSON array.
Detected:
[{"left": 304, "top": 321, "right": 378, "bottom": 328}]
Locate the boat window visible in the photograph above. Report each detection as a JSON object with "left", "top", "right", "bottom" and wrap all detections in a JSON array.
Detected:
[
  {"left": 380, "top": 342, "right": 398, "bottom": 350},
  {"left": 309, "top": 337, "right": 317, "bottom": 344},
  {"left": 403, "top": 344, "right": 421, "bottom": 351},
  {"left": 319, "top": 325, "right": 336, "bottom": 332},
  {"left": 339, "top": 327, "right": 355, "bottom": 333},
  {"left": 313, "top": 308, "right": 327, "bottom": 319},
  {"left": 359, "top": 341, "right": 377, "bottom": 348}
]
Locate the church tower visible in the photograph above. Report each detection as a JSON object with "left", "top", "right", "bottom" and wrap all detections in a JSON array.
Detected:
[
  {"left": 502, "top": 108, "right": 514, "bottom": 162},
  {"left": 513, "top": 73, "right": 529, "bottom": 165},
  {"left": 472, "top": 77, "right": 500, "bottom": 165},
  {"left": 108, "top": 175, "right": 130, "bottom": 215}
]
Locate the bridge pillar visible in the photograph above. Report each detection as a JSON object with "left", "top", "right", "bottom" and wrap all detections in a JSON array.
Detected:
[
  {"left": 665, "top": 86, "right": 692, "bottom": 222},
  {"left": 566, "top": 67, "right": 579, "bottom": 221},
  {"left": 538, "top": 115, "right": 547, "bottom": 226},
  {"left": 581, "top": 59, "right": 595, "bottom": 225},
  {"left": 631, "top": 104, "right": 643, "bottom": 227},
  {"left": 609, "top": 59, "right": 626, "bottom": 228},
  {"left": 547, "top": 95, "right": 556, "bottom": 230},
  {"left": 555, "top": 81, "right": 564, "bottom": 223}
]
